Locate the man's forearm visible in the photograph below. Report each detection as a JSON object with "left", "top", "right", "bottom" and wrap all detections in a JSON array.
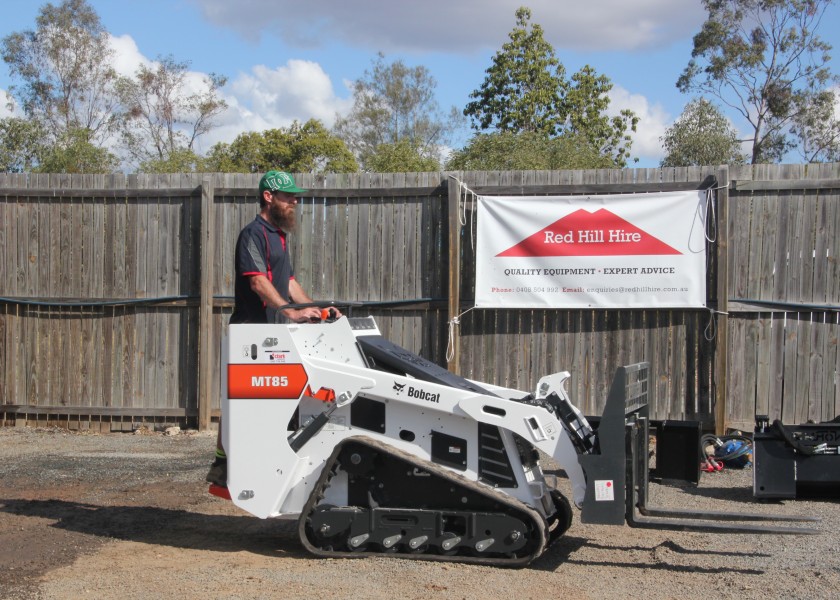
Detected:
[
  {"left": 249, "top": 275, "right": 321, "bottom": 322},
  {"left": 249, "top": 275, "right": 289, "bottom": 309},
  {"left": 288, "top": 279, "right": 314, "bottom": 305}
]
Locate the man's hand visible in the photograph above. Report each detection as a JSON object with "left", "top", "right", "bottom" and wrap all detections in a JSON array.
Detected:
[
  {"left": 282, "top": 306, "right": 322, "bottom": 322},
  {"left": 249, "top": 275, "right": 340, "bottom": 323}
]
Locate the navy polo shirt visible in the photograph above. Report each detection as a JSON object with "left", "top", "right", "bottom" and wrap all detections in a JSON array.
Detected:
[{"left": 230, "top": 215, "right": 295, "bottom": 324}]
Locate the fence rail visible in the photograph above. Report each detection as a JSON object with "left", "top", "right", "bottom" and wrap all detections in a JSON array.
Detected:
[{"left": 1, "top": 165, "right": 838, "bottom": 433}]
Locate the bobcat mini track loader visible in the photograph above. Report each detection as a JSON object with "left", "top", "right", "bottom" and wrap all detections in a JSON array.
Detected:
[{"left": 211, "top": 315, "right": 816, "bottom": 567}]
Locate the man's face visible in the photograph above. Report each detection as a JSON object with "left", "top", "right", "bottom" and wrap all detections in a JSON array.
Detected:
[{"left": 264, "top": 190, "right": 298, "bottom": 231}]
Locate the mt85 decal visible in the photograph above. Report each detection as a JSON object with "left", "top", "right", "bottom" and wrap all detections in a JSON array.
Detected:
[{"left": 228, "top": 364, "right": 308, "bottom": 399}]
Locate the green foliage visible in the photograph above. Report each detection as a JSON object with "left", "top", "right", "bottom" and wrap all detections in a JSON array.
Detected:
[
  {"left": 445, "top": 131, "right": 615, "bottom": 171},
  {"left": 1, "top": 0, "right": 230, "bottom": 174},
  {"left": 660, "top": 98, "right": 747, "bottom": 167},
  {"left": 1, "top": 0, "right": 118, "bottom": 144},
  {"left": 566, "top": 66, "right": 639, "bottom": 168},
  {"left": 333, "top": 53, "right": 461, "bottom": 171},
  {"left": 464, "top": 7, "right": 566, "bottom": 135},
  {"left": 0, "top": 120, "right": 117, "bottom": 173},
  {"left": 139, "top": 148, "right": 207, "bottom": 173},
  {"left": 365, "top": 140, "right": 441, "bottom": 173},
  {"left": 463, "top": 7, "right": 637, "bottom": 167},
  {"left": 206, "top": 120, "right": 358, "bottom": 174},
  {"left": 205, "top": 131, "right": 265, "bottom": 173},
  {"left": 116, "top": 55, "right": 227, "bottom": 171},
  {"left": 36, "top": 127, "right": 119, "bottom": 173},
  {"left": 0, "top": 117, "right": 46, "bottom": 172},
  {"left": 790, "top": 86, "right": 840, "bottom": 163},
  {"left": 677, "top": 0, "right": 837, "bottom": 163}
]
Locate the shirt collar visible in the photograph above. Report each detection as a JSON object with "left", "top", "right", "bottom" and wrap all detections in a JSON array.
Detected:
[
  {"left": 255, "top": 214, "right": 284, "bottom": 235},
  {"left": 255, "top": 215, "right": 287, "bottom": 246}
]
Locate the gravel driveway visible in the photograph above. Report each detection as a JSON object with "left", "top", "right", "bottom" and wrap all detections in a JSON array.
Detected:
[{"left": 0, "top": 427, "right": 837, "bottom": 600}]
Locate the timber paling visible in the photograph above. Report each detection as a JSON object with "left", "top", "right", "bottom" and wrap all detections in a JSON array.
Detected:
[{"left": 0, "top": 165, "right": 839, "bottom": 432}]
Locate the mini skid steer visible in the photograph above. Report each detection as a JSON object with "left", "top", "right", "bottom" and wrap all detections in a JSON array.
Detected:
[{"left": 211, "top": 315, "right": 816, "bottom": 567}]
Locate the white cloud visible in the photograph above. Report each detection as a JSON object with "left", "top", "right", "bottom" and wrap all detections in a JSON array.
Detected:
[
  {"left": 833, "top": 85, "right": 840, "bottom": 120},
  {"left": 104, "top": 33, "right": 352, "bottom": 153},
  {"left": 608, "top": 85, "right": 670, "bottom": 166},
  {"left": 109, "top": 33, "right": 225, "bottom": 100},
  {"left": 193, "top": 0, "right": 705, "bottom": 53},
  {"left": 230, "top": 61, "right": 350, "bottom": 126},
  {"left": 108, "top": 34, "right": 152, "bottom": 76},
  {"left": 199, "top": 60, "right": 353, "bottom": 151},
  {"left": 0, "top": 90, "right": 19, "bottom": 118}
]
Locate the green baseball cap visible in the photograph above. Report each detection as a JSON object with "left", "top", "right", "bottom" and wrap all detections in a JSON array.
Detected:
[{"left": 259, "top": 170, "right": 307, "bottom": 195}]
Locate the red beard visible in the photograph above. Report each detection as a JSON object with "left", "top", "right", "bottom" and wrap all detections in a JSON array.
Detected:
[{"left": 269, "top": 203, "right": 296, "bottom": 232}]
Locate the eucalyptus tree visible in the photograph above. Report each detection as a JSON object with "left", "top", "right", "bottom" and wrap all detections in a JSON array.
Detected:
[
  {"left": 677, "top": 0, "right": 837, "bottom": 163},
  {"left": 790, "top": 85, "right": 840, "bottom": 163},
  {"left": 1, "top": 0, "right": 121, "bottom": 172},
  {"left": 116, "top": 55, "right": 228, "bottom": 171},
  {"left": 0, "top": 117, "right": 45, "bottom": 172},
  {"left": 333, "top": 53, "right": 461, "bottom": 171}
]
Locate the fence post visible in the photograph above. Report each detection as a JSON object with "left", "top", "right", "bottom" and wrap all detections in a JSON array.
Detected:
[
  {"left": 198, "top": 178, "right": 216, "bottom": 431},
  {"left": 447, "top": 176, "right": 461, "bottom": 373},
  {"left": 714, "top": 165, "right": 730, "bottom": 435}
]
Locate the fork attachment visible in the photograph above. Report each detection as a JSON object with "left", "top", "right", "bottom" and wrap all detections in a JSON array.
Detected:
[{"left": 576, "top": 363, "right": 818, "bottom": 535}]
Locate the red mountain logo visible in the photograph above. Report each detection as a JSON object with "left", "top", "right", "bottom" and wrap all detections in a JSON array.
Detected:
[{"left": 497, "top": 208, "right": 681, "bottom": 257}]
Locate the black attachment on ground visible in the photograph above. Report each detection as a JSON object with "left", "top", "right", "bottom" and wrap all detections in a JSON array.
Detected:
[
  {"left": 579, "top": 363, "right": 818, "bottom": 534},
  {"left": 754, "top": 415, "right": 840, "bottom": 499},
  {"left": 654, "top": 420, "right": 701, "bottom": 484}
]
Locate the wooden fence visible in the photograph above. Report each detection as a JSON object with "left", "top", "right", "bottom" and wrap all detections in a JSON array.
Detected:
[
  {"left": 725, "top": 163, "right": 840, "bottom": 430},
  {"left": 0, "top": 165, "right": 837, "bottom": 433}
]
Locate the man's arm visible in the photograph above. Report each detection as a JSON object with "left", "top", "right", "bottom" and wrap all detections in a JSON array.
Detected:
[
  {"left": 288, "top": 278, "right": 313, "bottom": 305},
  {"left": 290, "top": 279, "right": 343, "bottom": 319},
  {"left": 249, "top": 275, "right": 321, "bottom": 322}
]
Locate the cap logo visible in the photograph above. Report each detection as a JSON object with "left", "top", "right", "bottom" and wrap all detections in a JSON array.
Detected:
[
  {"left": 268, "top": 172, "right": 292, "bottom": 190},
  {"left": 259, "top": 170, "right": 306, "bottom": 196}
]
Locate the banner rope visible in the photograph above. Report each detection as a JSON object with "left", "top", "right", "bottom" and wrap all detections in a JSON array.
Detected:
[
  {"left": 451, "top": 176, "right": 478, "bottom": 251},
  {"left": 703, "top": 184, "right": 728, "bottom": 243},
  {"left": 705, "top": 308, "right": 729, "bottom": 341},
  {"left": 704, "top": 183, "right": 728, "bottom": 331},
  {"left": 446, "top": 306, "right": 476, "bottom": 363}
]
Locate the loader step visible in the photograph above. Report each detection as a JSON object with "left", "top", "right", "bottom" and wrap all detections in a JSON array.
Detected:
[
  {"left": 298, "top": 436, "right": 571, "bottom": 567},
  {"left": 208, "top": 484, "right": 231, "bottom": 500}
]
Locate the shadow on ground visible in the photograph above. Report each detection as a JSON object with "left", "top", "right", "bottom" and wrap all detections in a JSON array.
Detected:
[
  {"left": 532, "top": 536, "right": 767, "bottom": 575},
  {"left": 0, "top": 498, "right": 306, "bottom": 558}
]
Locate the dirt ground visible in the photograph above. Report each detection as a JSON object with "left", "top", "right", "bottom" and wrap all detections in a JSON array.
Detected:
[{"left": 0, "top": 427, "right": 837, "bottom": 600}]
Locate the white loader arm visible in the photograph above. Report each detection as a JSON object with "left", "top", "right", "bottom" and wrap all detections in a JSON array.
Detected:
[{"left": 456, "top": 395, "right": 588, "bottom": 506}]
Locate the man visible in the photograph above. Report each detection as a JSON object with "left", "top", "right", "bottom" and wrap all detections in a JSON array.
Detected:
[{"left": 206, "top": 170, "right": 341, "bottom": 487}]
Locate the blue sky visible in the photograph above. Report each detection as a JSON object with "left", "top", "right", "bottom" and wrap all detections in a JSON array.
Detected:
[{"left": 1, "top": 0, "right": 838, "bottom": 167}]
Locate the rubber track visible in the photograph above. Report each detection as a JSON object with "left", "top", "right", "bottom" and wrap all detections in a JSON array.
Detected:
[{"left": 297, "top": 435, "right": 556, "bottom": 568}]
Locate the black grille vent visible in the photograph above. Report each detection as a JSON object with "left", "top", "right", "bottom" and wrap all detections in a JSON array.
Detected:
[{"left": 478, "top": 423, "right": 517, "bottom": 488}]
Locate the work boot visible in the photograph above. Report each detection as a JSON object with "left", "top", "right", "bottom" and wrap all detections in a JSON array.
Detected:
[{"left": 205, "top": 457, "right": 227, "bottom": 487}]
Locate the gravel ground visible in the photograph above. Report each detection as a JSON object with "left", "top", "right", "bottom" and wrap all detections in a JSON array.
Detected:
[{"left": 0, "top": 427, "right": 837, "bottom": 600}]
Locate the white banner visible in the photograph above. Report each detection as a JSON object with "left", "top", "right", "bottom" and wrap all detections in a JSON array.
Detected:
[{"left": 475, "top": 191, "right": 708, "bottom": 309}]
